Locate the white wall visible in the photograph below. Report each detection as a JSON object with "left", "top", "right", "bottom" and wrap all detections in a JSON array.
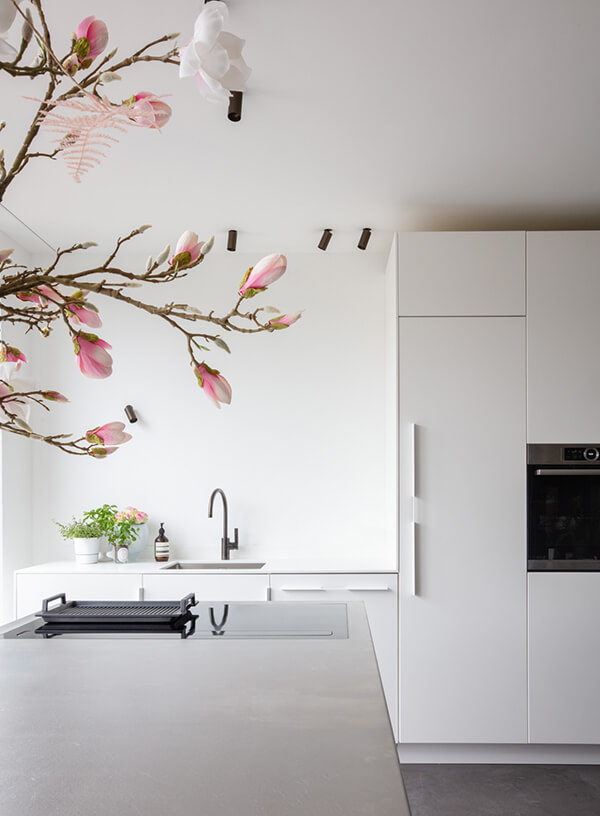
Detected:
[
  {"left": 25, "top": 249, "right": 392, "bottom": 565},
  {"left": 0, "top": 230, "right": 33, "bottom": 621}
]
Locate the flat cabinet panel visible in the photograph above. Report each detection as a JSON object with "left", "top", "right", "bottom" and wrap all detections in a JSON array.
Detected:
[
  {"left": 528, "top": 573, "right": 600, "bottom": 744},
  {"left": 527, "top": 231, "right": 600, "bottom": 442},
  {"left": 142, "top": 574, "right": 270, "bottom": 602},
  {"left": 15, "top": 574, "right": 142, "bottom": 618},
  {"left": 399, "top": 317, "right": 527, "bottom": 743},
  {"left": 270, "top": 573, "right": 398, "bottom": 741},
  {"left": 398, "top": 232, "right": 525, "bottom": 316}
]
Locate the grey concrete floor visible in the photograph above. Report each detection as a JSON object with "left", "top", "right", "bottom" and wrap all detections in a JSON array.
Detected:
[{"left": 401, "top": 764, "right": 600, "bottom": 816}]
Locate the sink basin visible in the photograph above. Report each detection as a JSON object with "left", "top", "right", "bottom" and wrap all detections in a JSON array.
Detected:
[{"left": 161, "top": 561, "right": 266, "bottom": 570}]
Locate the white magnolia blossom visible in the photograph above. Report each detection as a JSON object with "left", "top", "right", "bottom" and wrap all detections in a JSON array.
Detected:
[
  {"left": 0, "top": 0, "right": 23, "bottom": 61},
  {"left": 179, "top": 0, "right": 251, "bottom": 103}
]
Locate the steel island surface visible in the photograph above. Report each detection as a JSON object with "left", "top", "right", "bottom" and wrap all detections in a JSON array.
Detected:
[{"left": 0, "top": 601, "right": 410, "bottom": 816}]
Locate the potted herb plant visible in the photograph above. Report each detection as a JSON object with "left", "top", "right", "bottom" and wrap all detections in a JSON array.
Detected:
[
  {"left": 55, "top": 517, "right": 103, "bottom": 564},
  {"left": 83, "top": 504, "right": 147, "bottom": 563}
]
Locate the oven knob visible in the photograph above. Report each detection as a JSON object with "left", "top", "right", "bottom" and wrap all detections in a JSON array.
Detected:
[{"left": 584, "top": 447, "right": 599, "bottom": 461}]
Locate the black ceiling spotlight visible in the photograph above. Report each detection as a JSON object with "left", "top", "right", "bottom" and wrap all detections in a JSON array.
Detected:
[
  {"left": 357, "top": 228, "right": 372, "bottom": 250},
  {"left": 318, "top": 229, "right": 333, "bottom": 251},
  {"left": 227, "top": 91, "right": 243, "bottom": 122},
  {"left": 227, "top": 230, "right": 237, "bottom": 252},
  {"left": 124, "top": 405, "right": 138, "bottom": 424}
]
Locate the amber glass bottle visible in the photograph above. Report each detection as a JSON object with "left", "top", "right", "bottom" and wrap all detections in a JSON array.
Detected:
[{"left": 154, "top": 522, "right": 169, "bottom": 562}]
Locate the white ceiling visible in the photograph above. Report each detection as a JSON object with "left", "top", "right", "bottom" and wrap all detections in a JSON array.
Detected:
[{"left": 2, "top": 0, "right": 600, "bottom": 256}]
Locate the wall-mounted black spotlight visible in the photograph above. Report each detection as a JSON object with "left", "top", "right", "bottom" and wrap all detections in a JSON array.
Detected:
[
  {"left": 357, "top": 228, "right": 372, "bottom": 250},
  {"left": 318, "top": 229, "right": 333, "bottom": 251},
  {"left": 227, "top": 91, "right": 243, "bottom": 122},
  {"left": 227, "top": 230, "right": 238, "bottom": 252},
  {"left": 124, "top": 405, "right": 138, "bottom": 424}
]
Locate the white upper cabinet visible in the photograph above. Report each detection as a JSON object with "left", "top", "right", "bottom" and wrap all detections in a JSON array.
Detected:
[
  {"left": 398, "top": 231, "right": 526, "bottom": 316},
  {"left": 527, "top": 231, "right": 600, "bottom": 442}
]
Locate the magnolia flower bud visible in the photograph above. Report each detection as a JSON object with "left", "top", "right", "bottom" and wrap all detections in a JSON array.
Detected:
[
  {"left": 146, "top": 256, "right": 153, "bottom": 272},
  {"left": 100, "top": 71, "right": 121, "bottom": 83},
  {"left": 155, "top": 245, "right": 171, "bottom": 265},
  {"left": 80, "top": 241, "right": 98, "bottom": 249},
  {"left": 200, "top": 235, "right": 215, "bottom": 256},
  {"left": 166, "top": 32, "right": 180, "bottom": 39},
  {"left": 22, "top": 10, "right": 34, "bottom": 45},
  {"left": 14, "top": 417, "right": 32, "bottom": 434},
  {"left": 105, "top": 46, "right": 118, "bottom": 60},
  {"left": 138, "top": 224, "right": 152, "bottom": 233}
]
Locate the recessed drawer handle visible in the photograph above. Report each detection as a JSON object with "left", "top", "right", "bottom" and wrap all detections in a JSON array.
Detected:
[
  {"left": 280, "top": 587, "right": 325, "bottom": 592},
  {"left": 346, "top": 587, "right": 391, "bottom": 592}
]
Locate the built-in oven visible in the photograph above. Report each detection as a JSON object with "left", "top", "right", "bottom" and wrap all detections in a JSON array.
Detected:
[{"left": 528, "top": 444, "right": 600, "bottom": 570}]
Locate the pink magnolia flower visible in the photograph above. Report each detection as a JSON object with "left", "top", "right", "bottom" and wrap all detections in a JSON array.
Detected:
[
  {"left": 0, "top": 344, "right": 27, "bottom": 367},
  {"left": 16, "top": 284, "right": 63, "bottom": 306},
  {"left": 88, "top": 446, "right": 118, "bottom": 458},
  {"left": 0, "top": 248, "right": 14, "bottom": 263},
  {"left": 86, "top": 421, "right": 132, "bottom": 446},
  {"left": 269, "top": 311, "right": 302, "bottom": 329},
  {"left": 179, "top": 1, "right": 251, "bottom": 103},
  {"left": 239, "top": 254, "right": 287, "bottom": 298},
  {"left": 41, "top": 390, "right": 69, "bottom": 403},
  {"left": 127, "top": 92, "right": 172, "bottom": 130},
  {"left": 195, "top": 362, "right": 232, "bottom": 408},
  {"left": 169, "top": 230, "right": 204, "bottom": 269},
  {"left": 73, "top": 332, "right": 113, "bottom": 379},
  {"left": 74, "top": 16, "right": 108, "bottom": 63},
  {"left": 67, "top": 300, "right": 102, "bottom": 329}
]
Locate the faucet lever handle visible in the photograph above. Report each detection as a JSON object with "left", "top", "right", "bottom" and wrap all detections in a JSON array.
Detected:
[{"left": 231, "top": 527, "right": 239, "bottom": 551}]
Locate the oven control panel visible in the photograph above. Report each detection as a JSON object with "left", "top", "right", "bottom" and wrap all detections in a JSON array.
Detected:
[{"left": 564, "top": 446, "right": 600, "bottom": 462}]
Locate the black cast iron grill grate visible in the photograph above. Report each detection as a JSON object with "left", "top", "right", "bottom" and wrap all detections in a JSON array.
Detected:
[{"left": 36, "top": 593, "right": 198, "bottom": 624}]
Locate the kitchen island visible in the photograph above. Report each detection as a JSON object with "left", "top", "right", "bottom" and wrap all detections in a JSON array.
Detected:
[{"left": 0, "top": 601, "right": 410, "bottom": 816}]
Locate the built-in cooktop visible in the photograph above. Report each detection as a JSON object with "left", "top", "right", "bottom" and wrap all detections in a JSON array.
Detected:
[{"left": 3, "top": 602, "right": 349, "bottom": 640}]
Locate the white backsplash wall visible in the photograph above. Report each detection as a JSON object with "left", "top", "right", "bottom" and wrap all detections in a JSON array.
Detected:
[{"left": 28, "top": 249, "right": 390, "bottom": 565}]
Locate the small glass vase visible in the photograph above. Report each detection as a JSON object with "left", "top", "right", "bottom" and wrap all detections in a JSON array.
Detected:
[{"left": 114, "top": 544, "right": 129, "bottom": 564}]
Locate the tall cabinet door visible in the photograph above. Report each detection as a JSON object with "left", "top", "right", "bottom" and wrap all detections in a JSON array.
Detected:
[{"left": 399, "top": 317, "right": 527, "bottom": 743}]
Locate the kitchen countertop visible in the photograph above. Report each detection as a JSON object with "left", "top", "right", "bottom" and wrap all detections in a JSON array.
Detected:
[
  {"left": 0, "top": 602, "right": 410, "bottom": 816},
  {"left": 16, "top": 558, "right": 398, "bottom": 574}
]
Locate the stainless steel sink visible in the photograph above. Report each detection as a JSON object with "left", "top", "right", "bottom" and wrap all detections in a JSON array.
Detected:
[{"left": 161, "top": 561, "right": 266, "bottom": 570}]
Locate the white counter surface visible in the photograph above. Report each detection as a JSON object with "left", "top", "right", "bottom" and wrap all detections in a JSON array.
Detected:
[{"left": 17, "top": 558, "right": 398, "bottom": 575}]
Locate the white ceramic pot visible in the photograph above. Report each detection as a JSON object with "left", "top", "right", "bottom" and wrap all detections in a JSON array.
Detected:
[{"left": 73, "top": 537, "right": 100, "bottom": 564}]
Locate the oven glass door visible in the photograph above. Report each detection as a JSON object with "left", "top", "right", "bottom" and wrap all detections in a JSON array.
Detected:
[{"left": 528, "top": 467, "right": 600, "bottom": 569}]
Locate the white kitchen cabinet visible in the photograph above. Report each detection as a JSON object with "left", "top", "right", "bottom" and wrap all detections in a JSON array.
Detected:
[
  {"left": 397, "top": 231, "right": 525, "bottom": 316},
  {"left": 270, "top": 573, "right": 398, "bottom": 741},
  {"left": 15, "top": 573, "right": 142, "bottom": 618},
  {"left": 527, "top": 231, "right": 600, "bottom": 442},
  {"left": 141, "top": 573, "right": 270, "bottom": 602},
  {"left": 528, "top": 573, "right": 600, "bottom": 744},
  {"left": 398, "top": 316, "right": 527, "bottom": 743}
]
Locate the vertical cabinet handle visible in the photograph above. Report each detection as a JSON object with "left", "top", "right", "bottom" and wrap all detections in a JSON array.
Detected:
[{"left": 410, "top": 422, "right": 418, "bottom": 597}]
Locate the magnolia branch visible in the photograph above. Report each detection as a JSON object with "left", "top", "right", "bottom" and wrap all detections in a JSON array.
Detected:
[{"left": 0, "top": 1, "right": 295, "bottom": 455}]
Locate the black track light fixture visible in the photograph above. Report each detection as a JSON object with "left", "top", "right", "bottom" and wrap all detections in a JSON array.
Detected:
[
  {"left": 227, "top": 230, "right": 237, "bottom": 252},
  {"left": 227, "top": 91, "right": 243, "bottom": 122},
  {"left": 124, "top": 404, "right": 138, "bottom": 424},
  {"left": 318, "top": 229, "right": 333, "bottom": 251},
  {"left": 357, "top": 228, "right": 372, "bottom": 250}
]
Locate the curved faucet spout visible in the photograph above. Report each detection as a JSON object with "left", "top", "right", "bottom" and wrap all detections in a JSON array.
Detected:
[{"left": 208, "top": 488, "right": 239, "bottom": 561}]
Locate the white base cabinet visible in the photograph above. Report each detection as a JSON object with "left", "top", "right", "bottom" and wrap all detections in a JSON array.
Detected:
[
  {"left": 398, "top": 316, "right": 527, "bottom": 743},
  {"left": 142, "top": 574, "right": 270, "bottom": 602},
  {"left": 529, "top": 573, "right": 600, "bottom": 744},
  {"left": 270, "top": 573, "right": 398, "bottom": 741}
]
